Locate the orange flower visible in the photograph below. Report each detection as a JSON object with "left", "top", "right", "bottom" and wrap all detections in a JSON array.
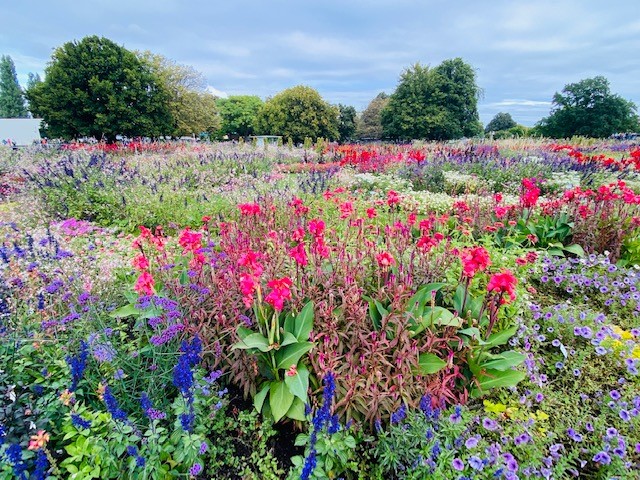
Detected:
[
  {"left": 28, "top": 430, "right": 50, "bottom": 450},
  {"left": 59, "top": 389, "right": 75, "bottom": 406}
]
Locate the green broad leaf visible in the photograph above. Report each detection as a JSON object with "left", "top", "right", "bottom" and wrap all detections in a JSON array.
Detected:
[
  {"left": 236, "top": 326, "right": 253, "bottom": 340},
  {"left": 280, "top": 332, "right": 298, "bottom": 348},
  {"left": 364, "top": 295, "right": 387, "bottom": 330},
  {"left": 288, "top": 301, "right": 314, "bottom": 341},
  {"left": 480, "top": 351, "right": 526, "bottom": 371},
  {"left": 471, "top": 368, "right": 526, "bottom": 397},
  {"left": 137, "top": 307, "right": 163, "bottom": 320},
  {"left": 284, "top": 364, "right": 309, "bottom": 401},
  {"left": 275, "top": 342, "right": 314, "bottom": 370},
  {"left": 417, "top": 352, "right": 447, "bottom": 375},
  {"left": 179, "top": 270, "right": 189, "bottom": 286},
  {"left": 548, "top": 248, "right": 564, "bottom": 257},
  {"left": 232, "top": 332, "right": 270, "bottom": 352},
  {"left": 453, "top": 284, "right": 465, "bottom": 314},
  {"left": 109, "top": 304, "right": 138, "bottom": 318},
  {"left": 485, "top": 325, "right": 518, "bottom": 347},
  {"left": 285, "top": 397, "right": 307, "bottom": 421},
  {"left": 563, "top": 244, "right": 585, "bottom": 257},
  {"left": 415, "top": 307, "right": 461, "bottom": 333},
  {"left": 407, "top": 283, "right": 446, "bottom": 317},
  {"left": 270, "top": 381, "right": 295, "bottom": 423},
  {"left": 254, "top": 384, "right": 270, "bottom": 413}
]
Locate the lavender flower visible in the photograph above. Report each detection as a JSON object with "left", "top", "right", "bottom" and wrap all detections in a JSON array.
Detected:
[
  {"left": 71, "top": 413, "right": 92, "bottom": 430},
  {"left": 66, "top": 341, "right": 89, "bottom": 392}
]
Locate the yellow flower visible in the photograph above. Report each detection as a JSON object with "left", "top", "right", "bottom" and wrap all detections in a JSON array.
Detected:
[{"left": 59, "top": 389, "right": 74, "bottom": 406}]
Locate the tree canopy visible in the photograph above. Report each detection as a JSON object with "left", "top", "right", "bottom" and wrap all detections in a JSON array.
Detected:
[
  {"left": 337, "top": 104, "right": 357, "bottom": 142},
  {"left": 356, "top": 93, "right": 389, "bottom": 140},
  {"left": 26, "top": 36, "right": 172, "bottom": 140},
  {"left": 255, "top": 85, "right": 338, "bottom": 144},
  {"left": 536, "top": 76, "right": 639, "bottom": 138},
  {"left": 0, "top": 55, "right": 28, "bottom": 118},
  {"left": 216, "top": 95, "right": 263, "bottom": 139},
  {"left": 381, "top": 59, "right": 482, "bottom": 141},
  {"left": 485, "top": 112, "right": 517, "bottom": 134},
  {"left": 137, "top": 52, "right": 219, "bottom": 137}
]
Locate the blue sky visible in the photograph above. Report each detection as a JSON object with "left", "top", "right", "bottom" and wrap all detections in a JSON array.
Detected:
[{"left": 2, "top": 0, "right": 639, "bottom": 126}]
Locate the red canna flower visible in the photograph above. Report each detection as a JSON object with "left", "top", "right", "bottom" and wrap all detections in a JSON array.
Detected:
[
  {"left": 238, "top": 203, "right": 261, "bottom": 215},
  {"left": 289, "top": 243, "right": 308, "bottom": 266},
  {"left": 134, "top": 271, "right": 155, "bottom": 296},
  {"left": 487, "top": 269, "right": 518, "bottom": 303},
  {"left": 308, "top": 218, "right": 325, "bottom": 237},
  {"left": 387, "top": 190, "right": 401, "bottom": 206},
  {"left": 132, "top": 254, "right": 149, "bottom": 271},
  {"left": 265, "top": 277, "right": 293, "bottom": 311},
  {"left": 366, "top": 208, "right": 377, "bottom": 219},
  {"left": 460, "top": 246, "right": 491, "bottom": 278},
  {"left": 376, "top": 251, "right": 395, "bottom": 268}
]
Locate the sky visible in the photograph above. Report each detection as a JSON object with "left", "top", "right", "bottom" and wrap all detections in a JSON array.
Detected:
[{"left": 2, "top": 0, "right": 639, "bottom": 127}]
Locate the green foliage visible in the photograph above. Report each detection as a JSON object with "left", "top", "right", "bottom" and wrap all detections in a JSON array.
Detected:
[
  {"left": 382, "top": 58, "right": 482, "bottom": 140},
  {"left": 26, "top": 36, "right": 173, "bottom": 141},
  {"left": 233, "top": 301, "right": 315, "bottom": 422},
  {"left": 536, "top": 76, "right": 640, "bottom": 138},
  {"left": 336, "top": 104, "right": 357, "bottom": 142},
  {"left": 356, "top": 93, "right": 388, "bottom": 140},
  {"left": 290, "top": 429, "right": 360, "bottom": 479},
  {"left": 217, "top": 95, "right": 264, "bottom": 138},
  {"left": 0, "top": 55, "right": 28, "bottom": 118},
  {"left": 485, "top": 112, "right": 517, "bottom": 134},
  {"left": 255, "top": 85, "right": 339, "bottom": 144}
]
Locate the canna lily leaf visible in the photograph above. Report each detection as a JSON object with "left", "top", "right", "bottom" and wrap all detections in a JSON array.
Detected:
[
  {"left": 232, "top": 332, "right": 270, "bottom": 352},
  {"left": 480, "top": 351, "right": 526, "bottom": 371},
  {"left": 275, "top": 342, "right": 314, "bottom": 370},
  {"left": 416, "top": 352, "right": 447, "bottom": 375},
  {"left": 270, "top": 381, "right": 294, "bottom": 423},
  {"left": 284, "top": 301, "right": 314, "bottom": 341},
  {"left": 284, "top": 364, "right": 310, "bottom": 402},
  {"left": 471, "top": 368, "right": 526, "bottom": 398},
  {"left": 109, "top": 304, "right": 139, "bottom": 318},
  {"left": 285, "top": 397, "right": 307, "bottom": 421},
  {"left": 254, "top": 383, "right": 270, "bottom": 413}
]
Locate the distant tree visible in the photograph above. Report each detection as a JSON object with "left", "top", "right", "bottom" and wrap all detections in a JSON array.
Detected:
[
  {"left": 216, "top": 95, "right": 263, "bottom": 138},
  {"left": 485, "top": 112, "right": 517, "bottom": 134},
  {"left": 381, "top": 59, "right": 482, "bottom": 140},
  {"left": 0, "top": 55, "right": 28, "bottom": 118},
  {"left": 137, "top": 51, "right": 218, "bottom": 137},
  {"left": 356, "top": 93, "right": 389, "bottom": 140},
  {"left": 26, "top": 72, "right": 42, "bottom": 91},
  {"left": 26, "top": 36, "right": 172, "bottom": 141},
  {"left": 536, "top": 76, "right": 640, "bottom": 138},
  {"left": 255, "top": 85, "right": 339, "bottom": 144},
  {"left": 337, "top": 104, "right": 357, "bottom": 142}
]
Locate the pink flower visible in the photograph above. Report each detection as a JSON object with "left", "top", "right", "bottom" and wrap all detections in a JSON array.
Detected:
[
  {"left": 387, "top": 190, "right": 400, "bottom": 206},
  {"left": 238, "top": 203, "right": 261, "bottom": 215},
  {"left": 265, "top": 277, "right": 293, "bottom": 311},
  {"left": 339, "top": 201, "right": 354, "bottom": 219},
  {"left": 376, "top": 251, "right": 395, "bottom": 268},
  {"left": 366, "top": 208, "right": 377, "bottom": 219},
  {"left": 134, "top": 271, "right": 155, "bottom": 296},
  {"left": 460, "top": 246, "right": 491, "bottom": 278},
  {"left": 178, "top": 228, "right": 202, "bottom": 253},
  {"left": 308, "top": 218, "right": 325, "bottom": 237},
  {"left": 132, "top": 254, "right": 149, "bottom": 271},
  {"left": 289, "top": 243, "right": 308, "bottom": 266},
  {"left": 487, "top": 269, "right": 518, "bottom": 303}
]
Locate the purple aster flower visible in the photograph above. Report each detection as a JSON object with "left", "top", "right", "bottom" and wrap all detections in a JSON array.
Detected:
[
  {"left": 482, "top": 417, "right": 499, "bottom": 431},
  {"left": 452, "top": 458, "right": 464, "bottom": 471},
  {"left": 465, "top": 435, "right": 480, "bottom": 449},
  {"left": 468, "top": 455, "right": 484, "bottom": 470},
  {"left": 593, "top": 451, "right": 611, "bottom": 465},
  {"left": 610, "top": 390, "right": 621, "bottom": 401}
]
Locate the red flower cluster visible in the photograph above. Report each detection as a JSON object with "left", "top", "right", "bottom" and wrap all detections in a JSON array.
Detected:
[
  {"left": 487, "top": 269, "right": 518, "bottom": 303},
  {"left": 376, "top": 251, "right": 395, "bottom": 268},
  {"left": 289, "top": 243, "right": 308, "bottom": 266},
  {"left": 521, "top": 178, "right": 540, "bottom": 209},
  {"left": 460, "top": 246, "right": 491, "bottom": 278},
  {"left": 265, "top": 277, "right": 293, "bottom": 311},
  {"left": 238, "top": 203, "right": 261, "bottom": 215}
]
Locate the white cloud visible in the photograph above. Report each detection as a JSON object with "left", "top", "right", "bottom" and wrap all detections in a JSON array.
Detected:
[
  {"left": 488, "top": 99, "right": 552, "bottom": 108},
  {"left": 206, "top": 85, "right": 228, "bottom": 98}
]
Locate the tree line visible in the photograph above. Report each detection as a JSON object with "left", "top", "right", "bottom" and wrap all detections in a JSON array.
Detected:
[{"left": 1, "top": 36, "right": 638, "bottom": 142}]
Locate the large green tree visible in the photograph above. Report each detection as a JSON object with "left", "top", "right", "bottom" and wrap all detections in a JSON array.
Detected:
[
  {"left": 255, "top": 86, "right": 338, "bottom": 144},
  {"left": 485, "top": 112, "right": 517, "bottom": 134},
  {"left": 0, "top": 55, "right": 28, "bottom": 118},
  {"left": 536, "top": 76, "right": 639, "bottom": 138},
  {"left": 381, "top": 59, "right": 482, "bottom": 140},
  {"left": 336, "top": 104, "right": 357, "bottom": 143},
  {"left": 26, "top": 36, "right": 172, "bottom": 141},
  {"left": 216, "top": 95, "right": 263, "bottom": 139},
  {"left": 356, "top": 93, "right": 389, "bottom": 140},
  {"left": 137, "top": 51, "right": 219, "bottom": 137}
]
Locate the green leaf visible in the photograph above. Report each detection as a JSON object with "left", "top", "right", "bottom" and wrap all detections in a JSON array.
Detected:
[
  {"left": 407, "top": 282, "right": 446, "bottom": 317},
  {"left": 284, "top": 364, "right": 309, "bottom": 401},
  {"left": 453, "top": 284, "right": 465, "bottom": 314},
  {"left": 270, "top": 381, "right": 294, "bottom": 422},
  {"left": 232, "top": 332, "right": 270, "bottom": 352},
  {"left": 285, "top": 397, "right": 307, "bottom": 421},
  {"left": 275, "top": 342, "right": 314, "bottom": 369},
  {"left": 289, "top": 301, "right": 314, "bottom": 341},
  {"left": 254, "top": 383, "right": 270, "bottom": 413},
  {"left": 109, "top": 304, "right": 138, "bottom": 318},
  {"left": 485, "top": 325, "right": 518, "bottom": 347},
  {"left": 416, "top": 353, "right": 447, "bottom": 375},
  {"left": 236, "top": 326, "right": 253, "bottom": 340},
  {"left": 548, "top": 248, "right": 565, "bottom": 257},
  {"left": 480, "top": 351, "right": 526, "bottom": 371},
  {"left": 563, "top": 244, "right": 585, "bottom": 257},
  {"left": 471, "top": 368, "right": 526, "bottom": 397},
  {"left": 280, "top": 332, "right": 298, "bottom": 348}
]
